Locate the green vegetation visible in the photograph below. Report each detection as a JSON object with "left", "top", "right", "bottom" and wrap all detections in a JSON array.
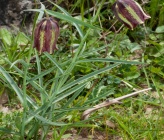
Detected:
[{"left": 0, "top": 0, "right": 163, "bottom": 139}]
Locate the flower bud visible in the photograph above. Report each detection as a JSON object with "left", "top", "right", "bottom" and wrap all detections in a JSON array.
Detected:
[
  {"left": 33, "top": 17, "right": 59, "bottom": 54},
  {"left": 112, "top": 0, "right": 151, "bottom": 30}
]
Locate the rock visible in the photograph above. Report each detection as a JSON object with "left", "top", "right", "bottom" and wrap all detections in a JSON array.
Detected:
[
  {"left": 0, "top": 0, "right": 33, "bottom": 26},
  {"left": 0, "top": 91, "right": 9, "bottom": 105}
]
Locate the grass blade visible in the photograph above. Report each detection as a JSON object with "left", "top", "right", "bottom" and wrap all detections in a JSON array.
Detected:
[{"left": 59, "top": 63, "right": 120, "bottom": 94}]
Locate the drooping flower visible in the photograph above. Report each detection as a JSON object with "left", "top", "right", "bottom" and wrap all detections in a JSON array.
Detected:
[
  {"left": 33, "top": 17, "right": 59, "bottom": 54},
  {"left": 112, "top": 0, "right": 151, "bottom": 30}
]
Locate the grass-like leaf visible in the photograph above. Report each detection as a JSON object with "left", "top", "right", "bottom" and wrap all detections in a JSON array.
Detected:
[
  {"left": 59, "top": 63, "right": 120, "bottom": 94},
  {"left": 78, "top": 58, "right": 144, "bottom": 65}
]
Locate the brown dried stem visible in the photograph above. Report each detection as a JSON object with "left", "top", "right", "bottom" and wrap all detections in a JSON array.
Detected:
[{"left": 82, "top": 88, "right": 152, "bottom": 120}]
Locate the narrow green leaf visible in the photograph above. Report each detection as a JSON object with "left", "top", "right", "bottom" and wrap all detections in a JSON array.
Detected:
[
  {"left": 0, "top": 127, "right": 20, "bottom": 135},
  {"left": 0, "top": 66, "right": 37, "bottom": 108},
  {"left": 10, "top": 59, "right": 29, "bottom": 69},
  {"left": 59, "top": 63, "right": 120, "bottom": 94},
  {"left": 52, "top": 82, "right": 86, "bottom": 104},
  {"left": 27, "top": 67, "right": 56, "bottom": 83},
  {"left": 3, "top": 58, "right": 48, "bottom": 100},
  {"left": 83, "top": 89, "right": 115, "bottom": 105},
  {"left": 63, "top": 85, "right": 85, "bottom": 108},
  {"left": 37, "top": 2, "right": 45, "bottom": 22},
  {"left": 46, "top": 10, "right": 99, "bottom": 30},
  {"left": 44, "top": 52, "right": 64, "bottom": 74},
  {"left": 0, "top": 66, "right": 24, "bottom": 104},
  {"left": 25, "top": 9, "right": 99, "bottom": 30},
  {"left": 48, "top": 0, "right": 84, "bottom": 38},
  {"left": 77, "top": 58, "right": 144, "bottom": 65},
  {"left": 31, "top": 113, "right": 68, "bottom": 126}
]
